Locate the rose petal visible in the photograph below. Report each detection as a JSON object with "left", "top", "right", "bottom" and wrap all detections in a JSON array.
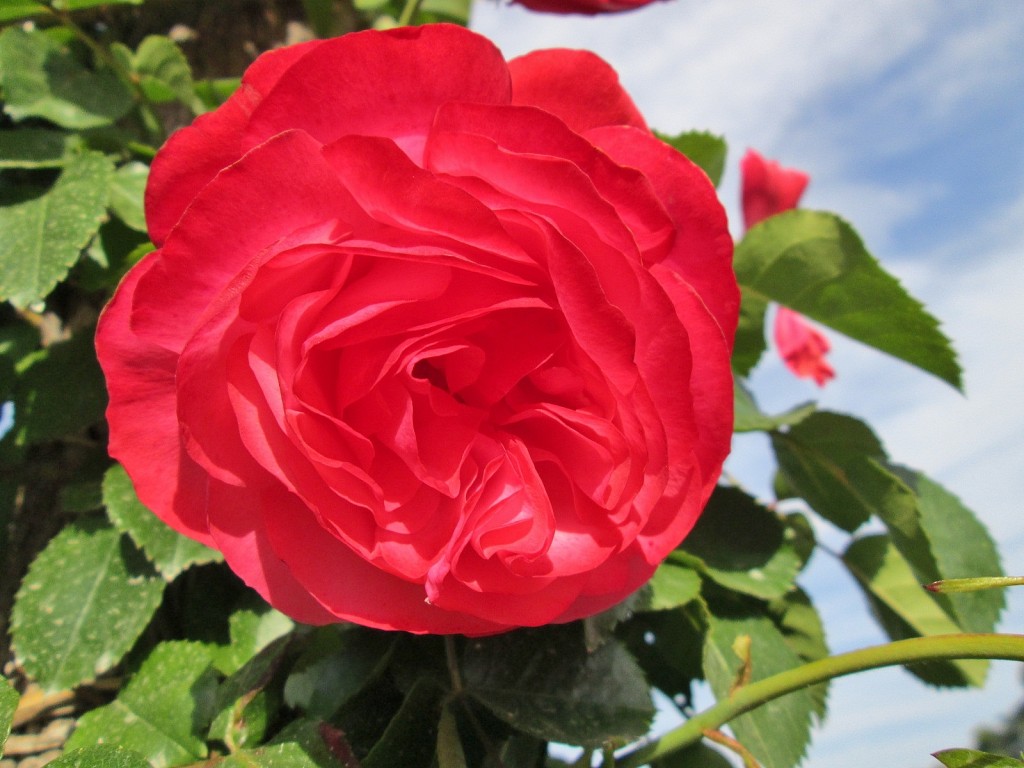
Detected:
[
  {"left": 509, "top": 49, "right": 647, "bottom": 134},
  {"left": 244, "top": 25, "right": 512, "bottom": 165},
  {"left": 96, "top": 252, "right": 214, "bottom": 545}
]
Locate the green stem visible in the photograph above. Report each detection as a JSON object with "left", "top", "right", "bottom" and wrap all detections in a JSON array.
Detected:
[
  {"left": 614, "top": 633, "right": 1024, "bottom": 767},
  {"left": 396, "top": 0, "right": 425, "bottom": 27}
]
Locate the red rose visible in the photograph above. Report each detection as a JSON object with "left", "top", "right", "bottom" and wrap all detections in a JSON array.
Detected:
[
  {"left": 97, "top": 24, "right": 737, "bottom": 634},
  {"left": 740, "top": 149, "right": 833, "bottom": 386},
  {"left": 512, "top": 0, "right": 663, "bottom": 15}
]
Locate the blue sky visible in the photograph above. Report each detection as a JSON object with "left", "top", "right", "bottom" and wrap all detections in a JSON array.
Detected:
[{"left": 469, "top": 2, "right": 1024, "bottom": 765}]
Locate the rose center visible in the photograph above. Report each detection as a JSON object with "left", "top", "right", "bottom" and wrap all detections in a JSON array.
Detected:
[{"left": 411, "top": 358, "right": 450, "bottom": 392}]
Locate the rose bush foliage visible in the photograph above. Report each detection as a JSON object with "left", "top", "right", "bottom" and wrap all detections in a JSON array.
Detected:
[{"left": 97, "top": 24, "right": 738, "bottom": 635}]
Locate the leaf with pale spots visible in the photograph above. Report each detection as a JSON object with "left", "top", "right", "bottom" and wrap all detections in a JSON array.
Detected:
[
  {"left": 11, "top": 516, "right": 165, "bottom": 692},
  {"left": 0, "top": 677, "right": 17, "bottom": 753},
  {"left": 65, "top": 642, "right": 217, "bottom": 768},
  {"left": 49, "top": 745, "right": 154, "bottom": 768},
  {"left": 0, "top": 151, "right": 113, "bottom": 308}
]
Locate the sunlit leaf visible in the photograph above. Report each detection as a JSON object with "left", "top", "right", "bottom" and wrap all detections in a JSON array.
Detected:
[
  {"left": 704, "top": 611, "right": 813, "bottom": 768},
  {"left": 65, "top": 641, "right": 217, "bottom": 767},
  {"left": 11, "top": 517, "right": 165, "bottom": 692},
  {"left": 109, "top": 162, "right": 150, "bottom": 232},
  {"left": 125, "top": 36, "right": 202, "bottom": 114},
  {"left": 0, "top": 2, "right": 47, "bottom": 23},
  {"left": 735, "top": 209, "right": 961, "bottom": 389},
  {"left": 646, "top": 561, "right": 702, "bottom": 611},
  {"left": 0, "top": 151, "right": 113, "bottom": 307},
  {"left": 933, "top": 748, "right": 1024, "bottom": 768},
  {"left": 49, "top": 746, "right": 153, "bottom": 768},
  {"left": 0, "top": 27, "right": 133, "bottom": 129},
  {"left": 0, "top": 677, "right": 17, "bottom": 753}
]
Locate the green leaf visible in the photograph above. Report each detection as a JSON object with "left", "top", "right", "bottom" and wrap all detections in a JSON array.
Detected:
[
  {"left": 734, "top": 378, "right": 815, "bottom": 433},
  {"left": 213, "top": 603, "right": 294, "bottom": 676},
  {"left": 771, "top": 411, "right": 900, "bottom": 532},
  {"left": 419, "top": 0, "right": 471, "bottom": 24},
  {"left": 52, "top": 0, "right": 145, "bottom": 9},
  {"left": 363, "top": 677, "right": 444, "bottom": 768},
  {"left": 49, "top": 746, "right": 154, "bottom": 768},
  {"left": 769, "top": 588, "right": 829, "bottom": 720},
  {"left": 436, "top": 706, "right": 468, "bottom": 768},
  {"left": 703, "top": 611, "right": 813, "bottom": 768},
  {"left": 0, "top": 27, "right": 134, "bottom": 129},
  {"left": 0, "top": 151, "right": 113, "bottom": 307},
  {"left": 584, "top": 589, "right": 650, "bottom": 651},
  {"left": 301, "top": 0, "right": 338, "bottom": 37},
  {"left": 843, "top": 535, "right": 987, "bottom": 687},
  {"left": 0, "top": 2, "right": 46, "bottom": 23},
  {"left": 463, "top": 626, "right": 654, "bottom": 746},
  {"left": 11, "top": 329, "right": 107, "bottom": 444},
  {"left": 103, "top": 463, "right": 221, "bottom": 580},
  {"left": 933, "top": 748, "right": 1024, "bottom": 768},
  {"left": 209, "top": 636, "right": 291, "bottom": 749},
  {"left": 193, "top": 78, "right": 241, "bottom": 111},
  {"left": 656, "top": 130, "right": 727, "bottom": 187},
  {"left": 731, "top": 289, "right": 768, "bottom": 377},
  {"left": 284, "top": 627, "right": 392, "bottom": 720},
  {"left": 0, "top": 676, "right": 17, "bottom": 753},
  {"left": 0, "top": 129, "right": 84, "bottom": 168},
  {"left": 889, "top": 466, "right": 1004, "bottom": 634},
  {"left": 130, "top": 36, "right": 202, "bottom": 113},
  {"left": 269, "top": 719, "right": 358, "bottom": 768},
  {"left": 735, "top": 209, "right": 961, "bottom": 389},
  {"left": 66, "top": 641, "right": 217, "bottom": 767},
  {"left": 677, "top": 487, "right": 801, "bottom": 601},
  {"left": 646, "top": 561, "right": 702, "bottom": 611},
  {"left": 210, "top": 734, "right": 342, "bottom": 768},
  {"left": 11, "top": 516, "right": 165, "bottom": 692},
  {"left": 620, "top": 605, "right": 705, "bottom": 703},
  {"left": 109, "top": 162, "right": 149, "bottom": 232}
]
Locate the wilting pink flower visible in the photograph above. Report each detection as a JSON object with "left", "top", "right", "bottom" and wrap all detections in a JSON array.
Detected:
[
  {"left": 773, "top": 307, "right": 835, "bottom": 387},
  {"left": 97, "top": 25, "right": 738, "bottom": 635}
]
